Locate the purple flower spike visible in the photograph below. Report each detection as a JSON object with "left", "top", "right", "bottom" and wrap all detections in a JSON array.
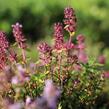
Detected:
[
  {"left": 0, "top": 31, "right": 9, "bottom": 69},
  {"left": 38, "top": 42, "right": 52, "bottom": 65},
  {"left": 54, "top": 22, "right": 64, "bottom": 50},
  {"left": 64, "top": 7, "right": 77, "bottom": 33},
  {"left": 0, "top": 31, "right": 9, "bottom": 53},
  {"left": 12, "top": 22, "right": 26, "bottom": 49}
]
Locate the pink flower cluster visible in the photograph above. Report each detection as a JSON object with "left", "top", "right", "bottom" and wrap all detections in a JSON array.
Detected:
[
  {"left": 54, "top": 23, "right": 64, "bottom": 50},
  {"left": 76, "top": 34, "right": 88, "bottom": 63},
  {"left": 37, "top": 7, "right": 88, "bottom": 67}
]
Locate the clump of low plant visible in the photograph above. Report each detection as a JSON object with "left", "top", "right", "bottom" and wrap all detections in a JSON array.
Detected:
[{"left": 0, "top": 6, "right": 105, "bottom": 109}]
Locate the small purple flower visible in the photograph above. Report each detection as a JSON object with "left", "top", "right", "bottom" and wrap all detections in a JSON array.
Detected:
[
  {"left": 17, "top": 64, "right": 26, "bottom": 74},
  {"left": 77, "top": 43, "right": 85, "bottom": 50},
  {"left": 29, "top": 63, "right": 36, "bottom": 73},
  {"left": 11, "top": 64, "right": 29, "bottom": 84},
  {"left": 26, "top": 96, "right": 32, "bottom": 106},
  {"left": 54, "top": 22, "right": 64, "bottom": 50},
  {"left": 17, "top": 64, "right": 30, "bottom": 82},
  {"left": 98, "top": 55, "right": 106, "bottom": 64},
  {"left": 77, "top": 34, "right": 85, "bottom": 43},
  {"left": 11, "top": 76, "right": 19, "bottom": 85},
  {"left": 74, "top": 79, "right": 80, "bottom": 87},
  {"left": 76, "top": 35, "right": 86, "bottom": 50},
  {"left": 12, "top": 22, "right": 26, "bottom": 49},
  {"left": 4, "top": 66, "right": 13, "bottom": 82},
  {"left": 43, "top": 80, "right": 61, "bottom": 109},
  {"left": 78, "top": 51, "right": 88, "bottom": 63},
  {"left": 64, "top": 7, "right": 77, "bottom": 33},
  {"left": 36, "top": 97, "right": 47, "bottom": 109}
]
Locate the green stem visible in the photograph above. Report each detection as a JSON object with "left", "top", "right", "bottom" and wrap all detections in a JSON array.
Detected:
[
  {"left": 22, "top": 49, "right": 26, "bottom": 63},
  {"left": 58, "top": 54, "right": 63, "bottom": 89}
]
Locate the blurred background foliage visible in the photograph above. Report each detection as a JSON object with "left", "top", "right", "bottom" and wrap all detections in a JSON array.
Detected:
[{"left": 0, "top": 0, "right": 109, "bottom": 64}]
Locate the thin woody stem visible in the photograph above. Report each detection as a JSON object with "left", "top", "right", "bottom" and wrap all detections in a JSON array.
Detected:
[
  {"left": 69, "top": 34, "right": 72, "bottom": 43},
  {"left": 22, "top": 49, "right": 26, "bottom": 63}
]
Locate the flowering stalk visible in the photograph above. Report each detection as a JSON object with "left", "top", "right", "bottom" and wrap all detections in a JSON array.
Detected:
[
  {"left": 0, "top": 31, "right": 9, "bottom": 69},
  {"left": 38, "top": 42, "right": 52, "bottom": 65},
  {"left": 64, "top": 7, "right": 77, "bottom": 37},
  {"left": 12, "top": 22, "right": 26, "bottom": 62},
  {"left": 76, "top": 34, "right": 88, "bottom": 63},
  {"left": 54, "top": 22, "right": 64, "bottom": 51},
  {"left": 53, "top": 22, "right": 65, "bottom": 88}
]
